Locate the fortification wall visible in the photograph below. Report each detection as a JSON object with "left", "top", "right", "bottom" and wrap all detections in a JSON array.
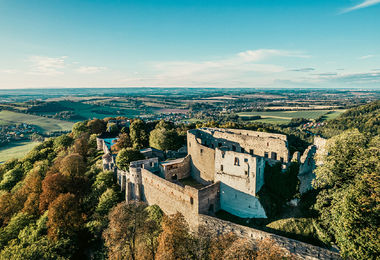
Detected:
[
  {"left": 191, "top": 128, "right": 289, "bottom": 163},
  {"left": 199, "top": 215, "right": 340, "bottom": 260},
  {"left": 198, "top": 182, "right": 220, "bottom": 214},
  {"left": 160, "top": 155, "right": 191, "bottom": 181},
  {"left": 215, "top": 149, "right": 262, "bottom": 196},
  {"left": 141, "top": 168, "right": 200, "bottom": 229},
  {"left": 187, "top": 131, "right": 215, "bottom": 184}
]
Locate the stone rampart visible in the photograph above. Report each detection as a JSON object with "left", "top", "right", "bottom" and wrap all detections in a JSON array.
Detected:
[
  {"left": 160, "top": 155, "right": 191, "bottom": 181},
  {"left": 141, "top": 168, "right": 200, "bottom": 229},
  {"left": 198, "top": 215, "right": 340, "bottom": 260},
  {"left": 187, "top": 131, "right": 215, "bottom": 184}
]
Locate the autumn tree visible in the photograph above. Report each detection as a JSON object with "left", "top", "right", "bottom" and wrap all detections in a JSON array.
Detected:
[
  {"left": 103, "top": 202, "right": 148, "bottom": 260},
  {"left": 156, "top": 213, "right": 193, "bottom": 260},
  {"left": 47, "top": 193, "right": 84, "bottom": 240},
  {"left": 59, "top": 153, "right": 86, "bottom": 178},
  {"left": 87, "top": 119, "right": 106, "bottom": 134},
  {"left": 112, "top": 132, "right": 132, "bottom": 152},
  {"left": 39, "top": 173, "right": 69, "bottom": 212}
]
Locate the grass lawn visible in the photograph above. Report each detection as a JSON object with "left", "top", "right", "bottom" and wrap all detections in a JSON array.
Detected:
[
  {"left": 0, "top": 110, "right": 73, "bottom": 134},
  {"left": 0, "top": 141, "right": 40, "bottom": 163}
]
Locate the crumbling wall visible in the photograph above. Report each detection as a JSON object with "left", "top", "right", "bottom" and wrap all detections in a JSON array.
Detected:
[
  {"left": 198, "top": 215, "right": 340, "bottom": 260},
  {"left": 160, "top": 155, "right": 191, "bottom": 181},
  {"left": 141, "top": 168, "right": 200, "bottom": 229},
  {"left": 200, "top": 128, "right": 290, "bottom": 163},
  {"left": 187, "top": 130, "right": 215, "bottom": 184},
  {"left": 214, "top": 149, "right": 262, "bottom": 196},
  {"left": 198, "top": 182, "right": 220, "bottom": 215}
]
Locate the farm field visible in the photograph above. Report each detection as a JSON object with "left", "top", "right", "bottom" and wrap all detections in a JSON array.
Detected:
[
  {"left": 0, "top": 141, "right": 40, "bottom": 163},
  {"left": 0, "top": 110, "right": 73, "bottom": 133},
  {"left": 238, "top": 109, "right": 346, "bottom": 124}
]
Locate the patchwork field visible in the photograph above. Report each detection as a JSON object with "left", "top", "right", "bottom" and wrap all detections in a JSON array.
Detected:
[
  {"left": 0, "top": 141, "right": 40, "bottom": 163},
  {"left": 0, "top": 110, "right": 73, "bottom": 133},
  {"left": 238, "top": 109, "right": 346, "bottom": 125}
]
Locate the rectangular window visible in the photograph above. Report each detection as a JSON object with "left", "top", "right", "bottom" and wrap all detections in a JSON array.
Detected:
[
  {"left": 280, "top": 157, "right": 284, "bottom": 163},
  {"left": 249, "top": 149, "right": 254, "bottom": 155},
  {"left": 220, "top": 165, "right": 223, "bottom": 171},
  {"left": 264, "top": 152, "right": 268, "bottom": 158},
  {"left": 244, "top": 158, "right": 248, "bottom": 163},
  {"left": 271, "top": 152, "right": 277, "bottom": 160},
  {"left": 200, "top": 148, "right": 203, "bottom": 154},
  {"left": 234, "top": 157, "right": 239, "bottom": 166},
  {"left": 244, "top": 170, "right": 248, "bottom": 175}
]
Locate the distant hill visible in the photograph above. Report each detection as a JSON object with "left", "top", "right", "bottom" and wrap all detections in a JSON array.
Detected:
[{"left": 314, "top": 100, "right": 379, "bottom": 137}]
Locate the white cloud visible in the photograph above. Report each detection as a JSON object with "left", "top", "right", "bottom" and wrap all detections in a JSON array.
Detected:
[
  {"left": 28, "top": 56, "right": 67, "bottom": 76},
  {"left": 114, "top": 49, "right": 312, "bottom": 87},
  {"left": 358, "top": 54, "right": 375, "bottom": 59},
  {"left": 76, "top": 66, "right": 107, "bottom": 74},
  {"left": 342, "top": 0, "right": 380, "bottom": 13},
  {"left": 0, "top": 69, "right": 17, "bottom": 74}
]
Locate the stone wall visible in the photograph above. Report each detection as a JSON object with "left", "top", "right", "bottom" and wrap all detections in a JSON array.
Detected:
[
  {"left": 198, "top": 128, "right": 290, "bottom": 163},
  {"left": 198, "top": 182, "right": 220, "bottom": 214},
  {"left": 198, "top": 215, "right": 340, "bottom": 260},
  {"left": 141, "top": 168, "right": 200, "bottom": 229},
  {"left": 214, "top": 149, "right": 264, "bottom": 196},
  {"left": 187, "top": 130, "right": 215, "bottom": 184},
  {"left": 160, "top": 155, "right": 191, "bottom": 181}
]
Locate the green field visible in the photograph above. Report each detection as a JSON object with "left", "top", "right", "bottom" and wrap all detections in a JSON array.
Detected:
[
  {"left": 238, "top": 109, "right": 346, "bottom": 125},
  {"left": 0, "top": 141, "right": 40, "bottom": 163},
  {"left": 0, "top": 110, "right": 73, "bottom": 133}
]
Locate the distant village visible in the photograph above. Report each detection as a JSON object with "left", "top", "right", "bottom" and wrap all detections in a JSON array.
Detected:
[{"left": 0, "top": 123, "right": 37, "bottom": 146}]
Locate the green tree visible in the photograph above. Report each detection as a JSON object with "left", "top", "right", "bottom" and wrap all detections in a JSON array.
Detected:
[
  {"left": 72, "top": 121, "right": 89, "bottom": 138},
  {"left": 95, "top": 188, "right": 120, "bottom": 216},
  {"left": 116, "top": 148, "right": 144, "bottom": 171},
  {"left": 149, "top": 127, "right": 181, "bottom": 151},
  {"left": 313, "top": 130, "right": 380, "bottom": 259},
  {"left": 129, "top": 119, "right": 148, "bottom": 149},
  {"left": 53, "top": 134, "right": 74, "bottom": 151}
]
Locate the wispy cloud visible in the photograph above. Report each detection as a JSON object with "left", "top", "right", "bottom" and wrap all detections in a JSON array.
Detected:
[
  {"left": 289, "top": 67, "right": 315, "bottom": 72},
  {"left": 341, "top": 0, "right": 380, "bottom": 13},
  {"left": 358, "top": 54, "right": 375, "bottom": 59},
  {"left": 0, "top": 69, "right": 17, "bottom": 74},
  {"left": 76, "top": 66, "right": 107, "bottom": 74},
  {"left": 140, "top": 49, "right": 309, "bottom": 86},
  {"left": 28, "top": 56, "right": 67, "bottom": 76}
]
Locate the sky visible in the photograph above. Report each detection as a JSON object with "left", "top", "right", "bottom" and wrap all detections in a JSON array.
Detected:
[{"left": 0, "top": 0, "right": 379, "bottom": 89}]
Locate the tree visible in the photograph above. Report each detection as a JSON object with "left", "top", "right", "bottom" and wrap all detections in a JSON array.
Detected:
[
  {"left": 141, "top": 205, "right": 163, "bottom": 260},
  {"left": 59, "top": 153, "right": 86, "bottom": 178},
  {"left": 129, "top": 119, "right": 148, "bottom": 149},
  {"left": 0, "top": 166, "right": 24, "bottom": 191},
  {"left": 0, "top": 212, "right": 34, "bottom": 249},
  {"left": 95, "top": 188, "right": 120, "bottom": 216},
  {"left": 87, "top": 119, "right": 106, "bottom": 135},
  {"left": 156, "top": 213, "right": 193, "bottom": 260},
  {"left": 112, "top": 133, "right": 132, "bottom": 152},
  {"left": 103, "top": 202, "right": 148, "bottom": 260},
  {"left": 116, "top": 148, "right": 144, "bottom": 171},
  {"left": 149, "top": 127, "right": 181, "bottom": 151},
  {"left": 313, "top": 130, "right": 380, "bottom": 259},
  {"left": 53, "top": 134, "right": 73, "bottom": 151},
  {"left": 72, "top": 121, "right": 89, "bottom": 138},
  {"left": 39, "top": 173, "right": 69, "bottom": 212},
  {"left": 47, "top": 193, "right": 84, "bottom": 240},
  {"left": 73, "top": 134, "right": 89, "bottom": 158}
]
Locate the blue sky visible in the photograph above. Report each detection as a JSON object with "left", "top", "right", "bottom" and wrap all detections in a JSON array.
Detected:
[{"left": 0, "top": 0, "right": 379, "bottom": 89}]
